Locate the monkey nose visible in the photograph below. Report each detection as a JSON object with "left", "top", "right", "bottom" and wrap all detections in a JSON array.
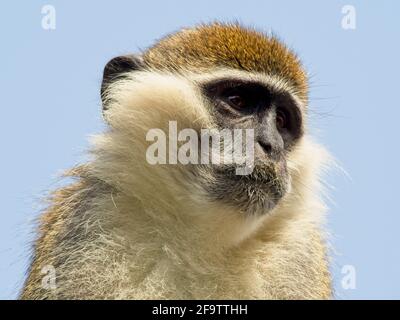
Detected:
[
  {"left": 258, "top": 140, "right": 273, "bottom": 155},
  {"left": 257, "top": 140, "right": 282, "bottom": 162}
]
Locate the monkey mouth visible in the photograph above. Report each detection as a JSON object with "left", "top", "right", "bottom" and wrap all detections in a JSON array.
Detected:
[{"left": 204, "top": 161, "right": 289, "bottom": 215}]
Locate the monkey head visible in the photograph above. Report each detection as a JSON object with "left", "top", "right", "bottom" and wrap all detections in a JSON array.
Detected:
[{"left": 98, "top": 23, "right": 313, "bottom": 219}]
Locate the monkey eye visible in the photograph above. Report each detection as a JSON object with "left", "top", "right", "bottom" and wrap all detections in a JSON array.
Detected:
[
  {"left": 203, "top": 79, "right": 272, "bottom": 114},
  {"left": 276, "top": 109, "right": 288, "bottom": 130},
  {"left": 227, "top": 95, "right": 246, "bottom": 109}
]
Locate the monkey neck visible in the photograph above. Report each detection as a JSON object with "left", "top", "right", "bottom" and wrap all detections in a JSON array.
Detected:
[
  {"left": 75, "top": 180, "right": 269, "bottom": 272},
  {"left": 108, "top": 187, "right": 266, "bottom": 258}
]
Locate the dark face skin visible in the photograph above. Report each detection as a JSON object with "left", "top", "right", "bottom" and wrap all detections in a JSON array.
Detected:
[{"left": 202, "top": 78, "right": 304, "bottom": 215}]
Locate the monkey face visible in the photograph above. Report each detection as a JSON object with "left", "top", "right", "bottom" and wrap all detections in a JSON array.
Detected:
[
  {"left": 199, "top": 76, "right": 304, "bottom": 215},
  {"left": 100, "top": 23, "right": 309, "bottom": 217}
]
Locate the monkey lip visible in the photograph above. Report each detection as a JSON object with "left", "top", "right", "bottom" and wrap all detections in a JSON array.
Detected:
[{"left": 206, "top": 163, "right": 289, "bottom": 214}]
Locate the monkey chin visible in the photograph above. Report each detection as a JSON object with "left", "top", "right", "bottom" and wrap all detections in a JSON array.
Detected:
[{"left": 205, "top": 160, "right": 290, "bottom": 216}]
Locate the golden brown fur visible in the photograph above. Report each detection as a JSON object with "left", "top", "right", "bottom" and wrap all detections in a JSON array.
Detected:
[
  {"left": 21, "top": 23, "right": 332, "bottom": 300},
  {"left": 144, "top": 23, "right": 308, "bottom": 102}
]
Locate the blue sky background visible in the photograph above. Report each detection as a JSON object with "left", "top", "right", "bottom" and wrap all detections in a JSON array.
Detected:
[{"left": 1, "top": 0, "right": 399, "bottom": 299}]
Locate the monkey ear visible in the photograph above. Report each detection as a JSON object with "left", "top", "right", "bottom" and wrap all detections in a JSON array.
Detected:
[{"left": 101, "top": 55, "right": 144, "bottom": 111}]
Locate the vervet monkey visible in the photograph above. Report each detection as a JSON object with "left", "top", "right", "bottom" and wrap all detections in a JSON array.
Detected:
[{"left": 21, "top": 23, "right": 333, "bottom": 299}]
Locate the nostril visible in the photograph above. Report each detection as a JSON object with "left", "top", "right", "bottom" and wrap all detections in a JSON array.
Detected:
[{"left": 258, "top": 141, "right": 272, "bottom": 154}]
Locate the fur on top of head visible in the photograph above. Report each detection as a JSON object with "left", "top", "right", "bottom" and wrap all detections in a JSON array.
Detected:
[{"left": 143, "top": 23, "right": 308, "bottom": 103}]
